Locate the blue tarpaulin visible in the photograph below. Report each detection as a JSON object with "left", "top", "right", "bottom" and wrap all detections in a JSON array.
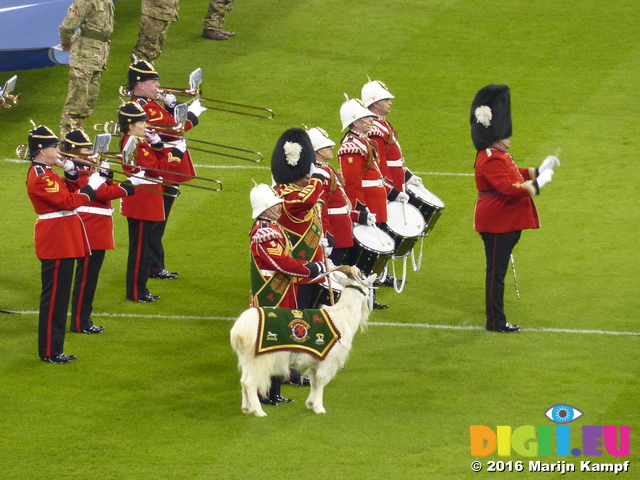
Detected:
[{"left": 0, "top": 0, "right": 73, "bottom": 72}]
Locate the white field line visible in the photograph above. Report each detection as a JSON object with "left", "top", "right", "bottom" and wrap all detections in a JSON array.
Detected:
[{"left": 4, "top": 311, "right": 639, "bottom": 336}]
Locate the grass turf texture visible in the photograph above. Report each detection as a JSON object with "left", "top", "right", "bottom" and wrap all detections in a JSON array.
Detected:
[{"left": 0, "top": 0, "right": 638, "bottom": 478}]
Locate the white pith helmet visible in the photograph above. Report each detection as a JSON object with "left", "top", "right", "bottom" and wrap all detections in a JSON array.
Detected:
[
  {"left": 361, "top": 79, "right": 394, "bottom": 107},
  {"left": 340, "top": 95, "right": 375, "bottom": 131},
  {"left": 307, "top": 127, "right": 335, "bottom": 151},
  {"left": 250, "top": 183, "right": 283, "bottom": 218}
]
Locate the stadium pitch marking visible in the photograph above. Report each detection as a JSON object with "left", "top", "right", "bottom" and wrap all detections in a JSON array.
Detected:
[{"left": 6, "top": 310, "right": 640, "bottom": 336}]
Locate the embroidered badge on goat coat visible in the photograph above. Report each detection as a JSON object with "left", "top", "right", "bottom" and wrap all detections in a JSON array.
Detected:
[{"left": 256, "top": 307, "right": 341, "bottom": 360}]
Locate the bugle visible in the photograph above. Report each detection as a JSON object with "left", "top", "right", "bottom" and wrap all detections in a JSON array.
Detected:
[{"left": 94, "top": 120, "right": 263, "bottom": 163}]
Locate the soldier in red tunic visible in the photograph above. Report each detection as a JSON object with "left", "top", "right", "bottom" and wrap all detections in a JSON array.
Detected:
[
  {"left": 118, "top": 101, "right": 186, "bottom": 302},
  {"left": 471, "top": 84, "right": 559, "bottom": 333},
  {"left": 338, "top": 97, "right": 408, "bottom": 225},
  {"left": 26, "top": 125, "right": 106, "bottom": 364},
  {"left": 60, "top": 130, "right": 137, "bottom": 333},
  {"left": 271, "top": 127, "right": 328, "bottom": 310},
  {"left": 361, "top": 79, "right": 423, "bottom": 193},
  {"left": 128, "top": 60, "right": 206, "bottom": 280}
]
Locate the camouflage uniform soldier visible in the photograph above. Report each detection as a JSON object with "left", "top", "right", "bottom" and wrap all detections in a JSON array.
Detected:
[
  {"left": 131, "top": 0, "right": 180, "bottom": 63},
  {"left": 59, "top": 0, "right": 114, "bottom": 137},
  {"left": 202, "top": 0, "right": 236, "bottom": 40}
]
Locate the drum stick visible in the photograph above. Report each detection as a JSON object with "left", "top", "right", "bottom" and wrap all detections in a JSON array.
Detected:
[
  {"left": 510, "top": 254, "right": 520, "bottom": 300},
  {"left": 402, "top": 186, "right": 408, "bottom": 225}
]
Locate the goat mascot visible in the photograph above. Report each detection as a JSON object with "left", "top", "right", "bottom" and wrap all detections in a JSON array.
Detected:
[{"left": 231, "top": 273, "right": 376, "bottom": 417}]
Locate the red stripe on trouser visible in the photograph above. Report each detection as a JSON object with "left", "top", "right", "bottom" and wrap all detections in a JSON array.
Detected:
[
  {"left": 133, "top": 221, "right": 145, "bottom": 300},
  {"left": 46, "top": 259, "right": 61, "bottom": 357},
  {"left": 74, "top": 256, "right": 90, "bottom": 331},
  {"left": 489, "top": 236, "right": 498, "bottom": 331}
]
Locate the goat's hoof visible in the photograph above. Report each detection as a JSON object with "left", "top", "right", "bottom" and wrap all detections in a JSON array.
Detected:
[
  {"left": 314, "top": 407, "right": 326, "bottom": 414},
  {"left": 254, "top": 410, "right": 268, "bottom": 417}
]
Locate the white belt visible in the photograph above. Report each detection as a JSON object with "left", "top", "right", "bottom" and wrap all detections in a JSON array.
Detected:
[
  {"left": 362, "top": 179, "right": 384, "bottom": 188},
  {"left": 77, "top": 206, "right": 114, "bottom": 216},
  {"left": 328, "top": 206, "right": 349, "bottom": 215},
  {"left": 38, "top": 210, "right": 77, "bottom": 220},
  {"left": 386, "top": 159, "right": 404, "bottom": 167},
  {"left": 260, "top": 269, "right": 275, "bottom": 277}
]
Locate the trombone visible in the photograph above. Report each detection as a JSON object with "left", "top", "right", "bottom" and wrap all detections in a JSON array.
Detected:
[
  {"left": 94, "top": 119, "right": 263, "bottom": 163},
  {"left": 118, "top": 84, "right": 274, "bottom": 120}
]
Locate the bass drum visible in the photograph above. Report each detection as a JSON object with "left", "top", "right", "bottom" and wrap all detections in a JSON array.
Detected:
[
  {"left": 310, "top": 279, "right": 344, "bottom": 308},
  {"left": 406, "top": 184, "right": 445, "bottom": 236},
  {"left": 343, "top": 225, "right": 395, "bottom": 276},
  {"left": 381, "top": 201, "right": 425, "bottom": 258}
]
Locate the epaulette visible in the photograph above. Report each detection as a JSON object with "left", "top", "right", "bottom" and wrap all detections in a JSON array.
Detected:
[
  {"left": 34, "top": 165, "right": 46, "bottom": 176},
  {"left": 251, "top": 224, "right": 283, "bottom": 244},
  {"left": 338, "top": 136, "right": 368, "bottom": 156},
  {"left": 367, "top": 123, "right": 388, "bottom": 139},
  {"left": 277, "top": 184, "right": 302, "bottom": 196}
]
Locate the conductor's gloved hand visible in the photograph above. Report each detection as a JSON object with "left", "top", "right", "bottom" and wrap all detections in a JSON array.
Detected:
[
  {"left": 396, "top": 191, "right": 410, "bottom": 203},
  {"left": 87, "top": 172, "right": 106, "bottom": 190},
  {"left": 406, "top": 175, "right": 423, "bottom": 186},
  {"left": 163, "top": 93, "right": 177, "bottom": 109},
  {"left": 188, "top": 99, "right": 207, "bottom": 117},
  {"left": 539, "top": 155, "right": 560, "bottom": 173},
  {"left": 130, "top": 170, "right": 146, "bottom": 186},
  {"left": 536, "top": 169, "right": 554, "bottom": 189}
]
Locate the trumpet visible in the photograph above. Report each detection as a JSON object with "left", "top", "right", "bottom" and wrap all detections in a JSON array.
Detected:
[
  {"left": 118, "top": 84, "right": 274, "bottom": 120},
  {"left": 94, "top": 120, "right": 263, "bottom": 163}
]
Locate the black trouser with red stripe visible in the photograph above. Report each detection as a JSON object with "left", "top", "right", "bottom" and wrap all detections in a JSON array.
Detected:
[
  {"left": 127, "top": 218, "right": 158, "bottom": 301},
  {"left": 39, "top": 258, "right": 76, "bottom": 358},
  {"left": 148, "top": 185, "right": 178, "bottom": 276},
  {"left": 480, "top": 231, "right": 521, "bottom": 331},
  {"left": 71, "top": 250, "right": 105, "bottom": 332}
]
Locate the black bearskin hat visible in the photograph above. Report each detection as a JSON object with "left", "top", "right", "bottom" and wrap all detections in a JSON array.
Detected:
[
  {"left": 128, "top": 60, "right": 160, "bottom": 90},
  {"left": 271, "top": 127, "right": 315, "bottom": 184},
  {"left": 61, "top": 129, "right": 92, "bottom": 153},
  {"left": 470, "top": 84, "right": 512, "bottom": 151},
  {"left": 28, "top": 125, "right": 59, "bottom": 159},
  {"left": 118, "top": 101, "right": 149, "bottom": 133}
]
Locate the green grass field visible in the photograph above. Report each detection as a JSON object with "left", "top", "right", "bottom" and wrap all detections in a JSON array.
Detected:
[{"left": 1, "top": 1, "right": 638, "bottom": 478}]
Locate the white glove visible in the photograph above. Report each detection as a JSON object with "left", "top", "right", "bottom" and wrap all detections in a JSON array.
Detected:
[
  {"left": 146, "top": 130, "right": 162, "bottom": 145},
  {"left": 87, "top": 172, "right": 106, "bottom": 190},
  {"left": 367, "top": 212, "right": 377, "bottom": 226},
  {"left": 174, "top": 140, "right": 187, "bottom": 153},
  {"left": 320, "top": 237, "right": 329, "bottom": 248},
  {"left": 130, "top": 170, "right": 146, "bottom": 186},
  {"left": 62, "top": 159, "right": 77, "bottom": 174},
  {"left": 325, "top": 246, "right": 333, "bottom": 256},
  {"left": 539, "top": 155, "right": 560, "bottom": 173},
  {"left": 163, "top": 93, "right": 177, "bottom": 109},
  {"left": 99, "top": 160, "right": 110, "bottom": 175},
  {"left": 309, "top": 162, "right": 319, "bottom": 176},
  {"left": 406, "top": 175, "right": 423, "bottom": 186},
  {"left": 536, "top": 169, "right": 554, "bottom": 189},
  {"left": 396, "top": 191, "right": 410, "bottom": 203},
  {"left": 188, "top": 99, "right": 207, "bottom": 117}
]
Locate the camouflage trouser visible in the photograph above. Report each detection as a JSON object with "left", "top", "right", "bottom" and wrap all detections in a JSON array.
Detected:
[
  {"left": 60, "top": 67, "right": 103, "bottom": 137},
  {"left": 203, "top": 0, "right": 235, "bottom": 31},
  {"left": 132, "top": 14, "right": 172, "bottom": 63}
]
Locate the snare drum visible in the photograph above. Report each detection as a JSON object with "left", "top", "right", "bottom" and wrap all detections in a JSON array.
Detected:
[
  {"left": 343, "top": 225, "right": 395, "bottom": 276},
  {"left": 406, "top": 184, "right": 445, "bottom": 235},
  {"left": 382, "top": 201, "right": 425, "bottom": 258},
  {"left": 310, "top": 279, "right": 344, "bottom": 308}
]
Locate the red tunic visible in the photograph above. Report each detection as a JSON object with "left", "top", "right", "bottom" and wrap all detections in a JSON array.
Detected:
[
  {"left": 338, "top": 132, "right": 389, "bottom": 222},
  {"left": 473, "top": 148, "right": 540, "bottom": 233},
  {"left": 73, "top": 169, "right": 132, "bottom": 250},
  {"left": 250, "top": 219, "right": 317, "bottom": 308},
  {"left": 317, "top": 164, "right": 354, "bottom": 249},
  {"left": 132, "top": 96, "right": 197, "bottom": 183},
  {"left": 368, "top": 117, "right": 407, "bottom": 190},
  {"left": 120, "top": 136, "right": 167, "bottom": 221},
  {"left": 27, "top": 164, "right": 92, "bottom": 260}
]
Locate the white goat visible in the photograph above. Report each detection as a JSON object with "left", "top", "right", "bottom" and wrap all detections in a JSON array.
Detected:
[{"left": 230, "top": 273, "right": 376, "bottom": 417}]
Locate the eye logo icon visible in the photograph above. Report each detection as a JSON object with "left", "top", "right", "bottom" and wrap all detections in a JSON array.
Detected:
[{"left": 544, "top": 404, "right": 584, "bottom": 424}]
